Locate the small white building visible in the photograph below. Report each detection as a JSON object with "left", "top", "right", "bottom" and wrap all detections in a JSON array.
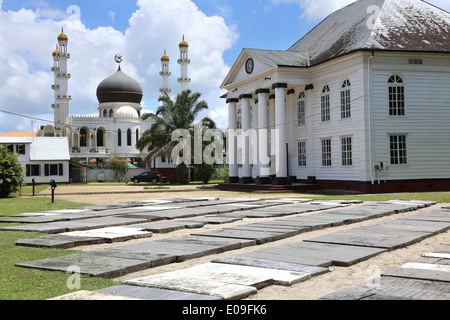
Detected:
[
  {"left": 221, "top": 0, "right": 450, "bottom": 193},
  {"left": 0, "top": 136, "right": 70, "bottom": 184}
]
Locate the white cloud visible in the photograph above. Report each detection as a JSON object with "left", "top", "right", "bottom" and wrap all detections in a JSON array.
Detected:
[{"left": 0, "top": 0, "right": 238, "bottom": 134}]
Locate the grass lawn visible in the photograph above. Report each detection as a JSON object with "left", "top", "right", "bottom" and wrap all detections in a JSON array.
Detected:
[{"left": 0, "top": 197, "right": 118, "bottom": 300}]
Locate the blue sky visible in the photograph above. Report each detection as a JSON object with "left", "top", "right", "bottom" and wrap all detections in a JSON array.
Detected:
[{"left": 0, "top": 0, "right": 449, "bottom": 134}]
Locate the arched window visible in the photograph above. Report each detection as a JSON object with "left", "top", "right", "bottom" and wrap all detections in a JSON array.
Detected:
[
  {"left": 388, "top": 75, "right": 405, "bottom": 116},
  {"left": 136, "top": 128, "right": 139, "bottom": 145},
  {"left": 109, "top": 109, "right": 114, "bottom": 118},
  {"left": 341, "top": 79, "right": 351, "bottom": 119},
  {"left": 321, "top": 85, "right": 330, "bottom": 122},
  {"left": 103, "top": 109, "right": 108, "bottom": 118},
  {"left": 118, "top": 129, "right": 122, "bottom": 147},
  {"left": 127, "top": 129, "right": 132, "bottom": 146},
  {"left": 97, "top": 129, "right": 104, "bottom": 147},
  {"left": 80, "top": 128, "right": 87, "bottom": 147},
  {"left": 297, "top": 91, "right": 306, "bottom": 126}
]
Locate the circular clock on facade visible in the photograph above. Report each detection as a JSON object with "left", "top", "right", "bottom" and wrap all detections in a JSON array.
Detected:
[{"left": 245, "top": 58, "right": 254, "bottom": 74}]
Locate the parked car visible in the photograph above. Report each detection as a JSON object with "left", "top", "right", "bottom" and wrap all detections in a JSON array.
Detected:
[{"left": 131, "top": 171, "right": 161, "bottom": 184}]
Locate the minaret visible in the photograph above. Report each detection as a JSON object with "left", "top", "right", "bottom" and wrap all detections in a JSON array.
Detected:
[
  {"left": 51, "top": 27, "right": 71, "bottom": 129},
  {"left": 160, "top": 50, "right": 172, "bottom": 94},
  {"left": 177, "top": 35, "right": 191, "bottom": 92}
]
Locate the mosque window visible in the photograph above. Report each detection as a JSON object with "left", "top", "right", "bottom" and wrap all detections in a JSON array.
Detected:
[
  {"left": 127, "top": 129, "right": 132, "bottom": 146},
  {"left": 109, "top": 109, "right": 114, "bottom": 118},
  {"left": 103, "top": 109, "right": 108, "bottom": 118},
  {"left": 118, "top": 129, "right": 122, "bottom": 147},
  {"left": 80, "top": 129, "right": 87, "bottom": 147}
]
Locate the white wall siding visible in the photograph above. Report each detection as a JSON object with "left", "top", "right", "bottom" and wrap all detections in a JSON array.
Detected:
[{"left": 371, "top": 53, "right": 450, "bottom": 181}]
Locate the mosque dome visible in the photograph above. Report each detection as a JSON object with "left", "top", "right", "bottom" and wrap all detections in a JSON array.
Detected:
[
  {"left": 161, "top": 50, "right": 170, "bottom": 62},
  {"left": 115, "top": 106, "right": 139, "bottom": 119},
  {"left": 96, "top": 67, "right": 143, "bottom": 104}
]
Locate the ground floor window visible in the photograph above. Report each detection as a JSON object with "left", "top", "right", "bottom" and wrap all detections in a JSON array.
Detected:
[
  {"left": 26, "top": 164, "right": 41, "bottom": 177},
  {"left": 297, "top": 141, "right": 306, "bottom": 167},
  {"left": 44, "top": 163, "right": 64, "bottom": 176},
  {"left": 321, "top": 139, "right": 332, "bottom": 166},
  {"left": 341, "top": 136, "right": 353, "bottom": 166},
  {"left": 390, "top": 135, "right": 407, "bottom": 165}
]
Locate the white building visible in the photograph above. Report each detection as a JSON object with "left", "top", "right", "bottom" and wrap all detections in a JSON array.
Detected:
[
  {"left": 0, "top": 136, "right": 70, "bottom": 184},
  {"left": 221, "top": 0, "right": 450, "bottom": 193},
  {"left": 37, "top": 29, "right": 192, "bottom": 182}
]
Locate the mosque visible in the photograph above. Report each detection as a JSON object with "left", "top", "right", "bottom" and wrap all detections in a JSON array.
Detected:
[{"left": 36, "top": 29, "right": 191, "bottom": 182}]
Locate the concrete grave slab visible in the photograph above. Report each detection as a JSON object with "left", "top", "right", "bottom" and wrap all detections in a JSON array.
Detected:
[
  {"left": 383, "top": 266, "right": 450, "bottom": 283},
  {"left": 126, "top": 276, "right": 257, "bottom": 300},
  {"left": 191, "top": 228, "right": 293, "bottom": 244},
  {"left": 211, "top": 256, "right": 329, "bottom": 276},
  {"left": 239, "top": 250, "right": 332, "bottom": 267},
  {"left": 60, "top": 227, "right": 153, "bottom": 243},
  {"left": 96, "top": 285, "right": 222, "bottom": 300},
  {"left": 305, "top": 227, "right": 431, "bottom": 251},
  {"left": 133, "top": 220, "right": 204, "bottom": 233},
  {"left": 183, "top": 216, "right": 243, "bottom": 225},
  {"left": 14, "top": 234, "right": 105, "bottom": 249},
  {"left": 49, "top": 290, "right": 138, "bottom": 300}
]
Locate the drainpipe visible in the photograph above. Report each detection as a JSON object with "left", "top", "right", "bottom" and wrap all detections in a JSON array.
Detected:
[{"left": 368, "top": 51, "right": 375, "bottom": 192}]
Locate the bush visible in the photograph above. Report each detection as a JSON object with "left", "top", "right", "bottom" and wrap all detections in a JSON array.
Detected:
[
  {"left": 109, "top": 159, "right": 127, "bottom": 182},
  {"left": 0, "top": 146, "right": 24, "bottom": 198},
  {"left": 176, "top": 163, "right": 189, "bottom": 184},
  {"left": 196, "top": 162, "right": 216, "bottom": 184}
]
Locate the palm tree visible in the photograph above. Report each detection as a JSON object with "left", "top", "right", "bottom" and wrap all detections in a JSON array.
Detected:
[{"left": 137, "top": 90, "right": 216, "bottom": 171}]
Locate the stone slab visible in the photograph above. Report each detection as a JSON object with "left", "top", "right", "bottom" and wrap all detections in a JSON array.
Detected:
[
  {"left": 14, "top": 234, "right": 105, "bottom": 249},
  {"left": 183, "top": 216, "right": 243, "bottom": 225},
  {"left": 15, "top": 251, "right": 163, "bottom": 279},
  {"left": 49, "top": 290, "right": 138, "bottom": 300},
  {"left": 240, "top": 251, "right": 332, "bottom": 267},
  {"left": 96, "top": 285, "right": 222, "bottom": 300},
  {"left": 133, "top": 221, "right": 205, "bottom": 233},
  {"left": 191, "top": 228, "right": 293, "bottom": 244},
  {"left": 211, "top": 256, "right": 329, "bottom": 276},
  {"left": 363, "top": 219, "right": 450, "bottom": 235},
  {"left": 254, "top": 241, "right": 387, "bottom": 267},
  {"left": 382, "top": 266, "right": 450, "bottom": 283},
  {"left": 125, "top": 275, "right": 257, "bottom": 300},
  {"left": 60, "top": 227, "right": 153, "bottom": 242},
  {"left": 403, "top": 211, "right": 450, "bottom": 223},
  {"left": 320, "top": 276, "right": 450, "bottom": 300},
  {"left": 305, "top": 227, "right": 431, "bottom": 251}
]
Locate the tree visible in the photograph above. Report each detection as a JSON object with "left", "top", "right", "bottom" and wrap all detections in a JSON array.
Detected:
[
  {"left": 0, "top": 145, "right": 24, "bottom": 198},
  {"left": 137, "top": 90, "right": 217, "bottom": 183},
  {"left": 109, "top": 158, "right": 127, "bottom": 182},
  {"left": 196, "top": 161, "right": 216, "bottom": 184}
]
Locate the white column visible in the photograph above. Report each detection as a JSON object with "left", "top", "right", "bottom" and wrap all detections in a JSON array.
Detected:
[
  {"left": 239, "top": 94, "right": 253, "bottom": 183},
  {"left": 255, "top": 89, "right": 271, "bottom": 184},
  {"left": 272, "top": 83, "right": 290, "bottom": 185},
  {"left": 227, "top": 98, "right": 239, "bottom": 183}
]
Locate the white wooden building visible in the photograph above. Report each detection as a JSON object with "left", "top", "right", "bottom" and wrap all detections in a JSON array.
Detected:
[{"left": 221, "top": 0, "right": 450, "bottom": 193}]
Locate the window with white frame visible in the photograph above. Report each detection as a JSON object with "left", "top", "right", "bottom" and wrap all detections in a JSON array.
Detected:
[
  {"left": 297, "top": 92, "right": 306, "bottom": 126},
  {"left": 341, "top": 80, "right": 351, "bottom": 119},
  {"left": 321, "top": 85, "right": 330, "bottom": 122},
  {"left": 297, "top": 141, "right": 307, "bottom": 167},
  {"left": 388, "top": 75, "right": 405, "bottom": 116},
  {"left": 341, "top": 136, "right": 353, "bottom": 166},
  {"left": 321, "top": 138, "right": 332, "bottom": 166},
  {"left": 390, "top": 134, "right": 407, "bottom": 165}
]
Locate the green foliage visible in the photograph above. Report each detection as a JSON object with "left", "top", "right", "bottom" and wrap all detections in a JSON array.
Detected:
[
  {"left": 213, "top": 165, "right": 229, "bottom": 183},
  {"left": 0, "top": 145, "right": 24, "bottom": 198},
  {"left": 109, "top": 159, "right": 126, "bottom": 182},
  {"left": 196, "top": 162, "right": 216, "bottom": 184},
  {"left": 176, "top": 163, "right": 189, "bottom": 184}
]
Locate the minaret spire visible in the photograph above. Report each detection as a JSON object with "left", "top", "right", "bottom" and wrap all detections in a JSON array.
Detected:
[
  {"left": 177, "top": 35, "right": 191, "bottom": 92},
  {"left": 51, "top": 27, "right": 71, "bottom": 129},
  {"left": 160, "top": 49, "right": 172, "bottom": 94}
]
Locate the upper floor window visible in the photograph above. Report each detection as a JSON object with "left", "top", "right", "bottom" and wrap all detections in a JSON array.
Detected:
[
  {"left": 79, "top": 129, "right": 87, "bottom": 147},
  {"left": 388, "top": 75, "right": 405, "bottom": 116},
  {"left": 127, "top": 129, "right": 132, "bottom": 146},
  {"left": 341, "top": 80, "right": 351, "bottom": 119},
  {"left": 236, "top": 109, "right": 242, "bottom": 130},
  {"left": 321, "top": 85, "right": 330, "bottom": 122},
  {"left": 297, "top": 91, "right": 306, "bottom": 126}
]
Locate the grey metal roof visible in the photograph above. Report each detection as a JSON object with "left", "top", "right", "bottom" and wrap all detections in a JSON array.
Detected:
[{"left": 248, "top": 0, "right": 450, "bottom": 68}]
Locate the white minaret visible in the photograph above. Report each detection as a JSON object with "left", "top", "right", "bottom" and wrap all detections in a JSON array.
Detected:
[
  {"left": 160, "top": 50, "right": 172, "bottom": 94},
  {"left": 177, "top": 35, "right": 191, "bottom": 92},
  {"left": 51, "top": 27, "right": 71, "bottom": 129}
]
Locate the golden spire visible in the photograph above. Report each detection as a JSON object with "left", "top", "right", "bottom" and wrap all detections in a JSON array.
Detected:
[
  {"left": 179, "top": 35, "right": 188, "bottom": 48},
  {"left": 161, "top": 49, "right": 170, "bottom": 62},
  {"left": 52, "top": 44, "right": 59, "bottom": 56},
  {"left": 58, "top": 27, "right": 68, "bottom": 41}
]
